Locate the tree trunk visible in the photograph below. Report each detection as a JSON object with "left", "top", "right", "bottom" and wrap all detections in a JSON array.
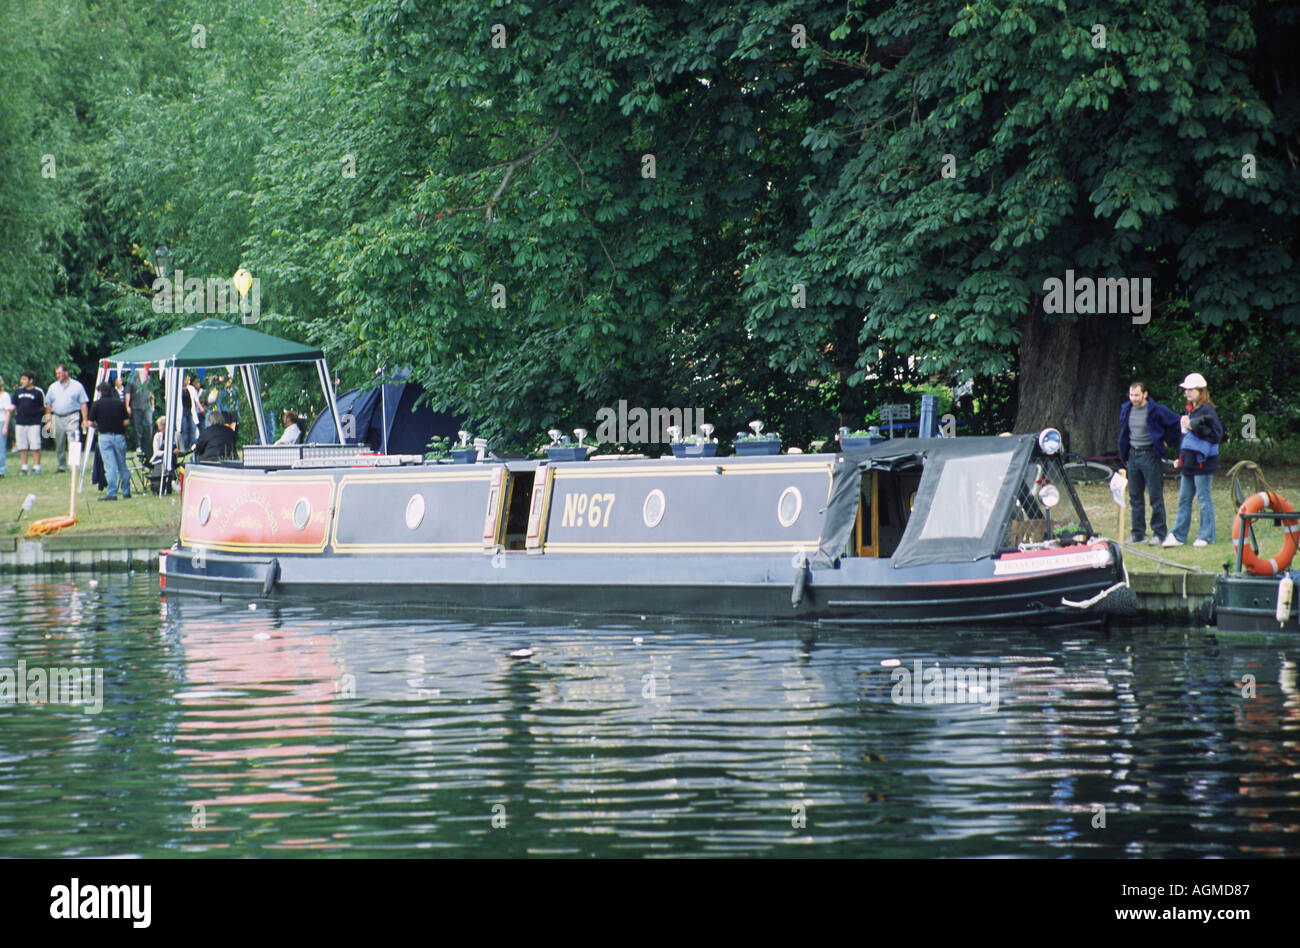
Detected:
[{"left": 1013, "top": 309, "right": 1121, "bottom": 458}]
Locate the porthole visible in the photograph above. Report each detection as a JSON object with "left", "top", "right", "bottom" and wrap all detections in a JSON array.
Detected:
[
  {"left": 292, "top": 497, "right": 311, "bottom": 530},
  {"left": 405, "top": 493, "right": 426, "bottom": 530},
  {"left": 642, "top": 489, "right": 666, "bottom": 528},
  {"left": 198, "top": 495, "right": 212, "bottom": 526},
  {"left": 777, "top": 486, "right": 802, "bottom": 527}
]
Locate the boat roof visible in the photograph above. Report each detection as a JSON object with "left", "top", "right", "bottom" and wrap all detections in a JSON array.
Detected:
[{"left": 838, "top": 433, "right": 1037, "bottom": 467}]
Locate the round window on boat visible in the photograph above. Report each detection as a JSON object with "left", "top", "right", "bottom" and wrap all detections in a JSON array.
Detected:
[
  {"left": 643, "top": 489, "right": 666, "bottom": 528},
  {"left": 405, "top": 493, "right": 426, "bottom": 530},
  {"left": 197, "top": 495, "right": 212, "bottom": 526},
  {"left": 777, "top": 486, "right": 802, "bottom": 527},
  {"left": 292, "top": 497, "right": 311, "bottom": 530}
]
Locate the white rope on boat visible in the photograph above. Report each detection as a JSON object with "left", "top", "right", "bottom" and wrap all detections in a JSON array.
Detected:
[{"left": 1062, "top": 581, "right": 1128, "bottom": 610}]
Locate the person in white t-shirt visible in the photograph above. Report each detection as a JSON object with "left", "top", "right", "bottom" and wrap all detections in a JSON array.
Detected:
[
  {"left": 0, "top": 376, "right": 12, "bottom": 478},
  {"left": 275, "top": 411, "right": 302, "bottom": 445}
]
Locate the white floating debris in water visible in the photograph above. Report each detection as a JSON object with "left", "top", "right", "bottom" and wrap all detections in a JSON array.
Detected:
[
  {"left": 633, "top": 636, "right": 644, "bottom": 646},
  {"left": 880, "top": 658, "right": 901, "bottom": 668},
  {"left": 509, "top": 648, "right": 533, "bottom": 659},
  {"left": 640, "top": 615, "right": 647, "bottom": 620},
  {"left": 88, "top": 580, "right": 98, "bottom": 587},
  {"left": 253, "top": 632, "right": 271, "bottom": 641},
  {"left": 248, "top": 603, "right": 257, "bottom": 610}
]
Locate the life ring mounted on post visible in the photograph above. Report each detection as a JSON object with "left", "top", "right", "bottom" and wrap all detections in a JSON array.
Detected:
[{"left": 1233, "top": 491, "right": 1300, "bottom": 576}]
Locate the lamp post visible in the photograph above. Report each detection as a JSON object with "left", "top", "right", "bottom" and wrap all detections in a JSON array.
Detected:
[{"left": 155, "top": 243, "right": 171, "bottom": 279}]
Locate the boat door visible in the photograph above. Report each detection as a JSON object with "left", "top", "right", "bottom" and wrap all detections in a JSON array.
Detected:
[
  {"left": 483, "top": 461, "right": 555, "bottom": 553},
  {"left": 856, "top": 469, "right": 923, "bottom": 558}
]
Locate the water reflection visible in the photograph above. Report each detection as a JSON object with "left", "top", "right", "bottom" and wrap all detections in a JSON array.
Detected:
[
  {"left": 0, "top": 574, "right": 1295, "bottom": 857},
  {"left": 175, "top": 609, "right": 343, "bottom": 852}
]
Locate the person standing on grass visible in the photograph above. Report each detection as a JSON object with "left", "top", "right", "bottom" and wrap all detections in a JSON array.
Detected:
[
  {"left": 180, "top": 373, "right": 202, "bottom": 452},
  {"left": 128, "top": 367, "right": 155, "bottom": 456},
  {"left": 0, "top": 376, "right": 11, "bottom": 478},
  {"left": 1164, "top": 372, "right": 1224, "bottom": 548},
  {"left": 88, "top": 381, "right": 131, "bottom": 501},
  {"left": 43, "top": 364, "right": 89, "bottom": 473},
  {"left": 215, "top": 372, "right": 240, "bottom": 432},
  {"left": 12, "top": 371, "right": 45, "bottom": 474},
  {"left": 1117, "top": 380, "right": 1182, "bottom": 546}
]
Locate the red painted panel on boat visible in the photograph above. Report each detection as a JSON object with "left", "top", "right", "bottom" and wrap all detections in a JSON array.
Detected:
[{"left": 180, "top": 468, "right": 334, "bottom": 552}]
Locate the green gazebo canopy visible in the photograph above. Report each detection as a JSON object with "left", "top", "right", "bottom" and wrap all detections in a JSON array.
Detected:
[
  {"left": 90, "top": 318, "right": 345, "bottom": 491},
  {"left": 106, "top": 318, "right": 323, "bottom": 368}
]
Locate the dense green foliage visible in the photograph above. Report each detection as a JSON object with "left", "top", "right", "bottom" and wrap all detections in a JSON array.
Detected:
[{"left": 3, "top": 0, "right": 1298, "bottom": 455}]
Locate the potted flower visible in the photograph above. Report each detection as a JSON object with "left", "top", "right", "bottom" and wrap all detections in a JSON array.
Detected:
[
  {"left": 545, "top": 428, "right": 594, "bottom": 462},
  {"left": 669, "top": 423, "right": 718, "bottom": 457},
  {"left": 733, "top": 420, "right": 782, "bottom": 456},
  {"left": 838, "top": 426, "right": 884, "bottom": 451},
  {"left": 450, "top": 430, "right": 477, "bottom": 464},
  {"left": 425, "top": 435, "right": 451, "bottom": 462}
]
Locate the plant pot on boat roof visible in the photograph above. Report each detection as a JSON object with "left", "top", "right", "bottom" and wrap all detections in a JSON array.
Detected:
[
  {"left": 449, "top": 430, "right": 479, "bottom": 463},
  {"left": 669, "top": 423, "right": 718, "bottom": 457},
  {"left": 733, "top": 421, "right": 781, "bottom": 456},
  {"left": 545, "top": 428, "right": 595, "bottom": 462},
  {"left": 838, "top": 426, "right": 884, "bottom": 451}
]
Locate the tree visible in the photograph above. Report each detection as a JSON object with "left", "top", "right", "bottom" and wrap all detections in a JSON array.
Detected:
[
  {"left": 305, "top": 0, "right": 847, "bottom": 447},
  {"left": 743, "top": 0, "right": 1299, "bottom": 454}
]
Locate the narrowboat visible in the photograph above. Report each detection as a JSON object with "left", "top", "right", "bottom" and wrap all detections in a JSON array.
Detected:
[{"left": 159, "top": 433, "right": 1132, "bottom": 627}]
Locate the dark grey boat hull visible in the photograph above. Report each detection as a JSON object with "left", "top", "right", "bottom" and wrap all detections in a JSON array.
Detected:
[{"left": 161, "top": 544, "right": 1125, "bottom": 627}]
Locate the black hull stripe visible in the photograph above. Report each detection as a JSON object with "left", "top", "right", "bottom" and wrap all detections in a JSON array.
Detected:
[{"left": 826, "top": 576, "right": 1112, "bottom": 609}]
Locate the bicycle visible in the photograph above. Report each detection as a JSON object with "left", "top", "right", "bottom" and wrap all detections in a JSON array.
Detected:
[
  {"left": 1062, "top": 453, "right": 1178, "bottom": 485},
  {"left": 1062, "top": 453, "right": 1120, "bottom": 485}
]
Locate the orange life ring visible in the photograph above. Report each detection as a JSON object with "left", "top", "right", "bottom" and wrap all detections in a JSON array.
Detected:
[{"left": 1233, "top": 491, "right": 1300, "bottom": 576}]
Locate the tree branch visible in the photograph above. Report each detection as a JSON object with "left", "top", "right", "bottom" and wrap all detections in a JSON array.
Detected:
[{"left": 484, "top": 128, "right": 561, "bottom": 222}]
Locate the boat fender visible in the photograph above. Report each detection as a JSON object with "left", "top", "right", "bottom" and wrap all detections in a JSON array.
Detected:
[
  {"left": 261, "top": 558, "right": 279, "bottom": 598},
  {"left": 791, "top": 550, "right": 808, "bottom": 607},
  {"left": 1062, "top": 582, "right": 1139, "bottom": 616},
  {"left": 1276, "top": 574, "right": 1293, "bottom": 626}
]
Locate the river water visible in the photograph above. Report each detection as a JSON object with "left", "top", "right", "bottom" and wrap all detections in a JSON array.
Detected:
[{"left": 0, "top": 572, "right": 1295, "bottom": 857}]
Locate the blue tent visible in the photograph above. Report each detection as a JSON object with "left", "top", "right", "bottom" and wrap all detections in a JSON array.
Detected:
[{"left": 307, "top": 371, "right": 464, "bottom": 454}]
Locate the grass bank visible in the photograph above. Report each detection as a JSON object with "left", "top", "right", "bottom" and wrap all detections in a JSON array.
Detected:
[
  {"left": 1073, "top": 465, "right": 1300, "bottom": 573},
  {"left": 1, "top": 451, "right": 180, "bottom": 538}
]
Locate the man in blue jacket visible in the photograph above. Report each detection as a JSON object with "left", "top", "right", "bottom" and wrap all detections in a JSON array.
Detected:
[{"left": 1118, "top": 381, "right": 1182, "bottom": 544}]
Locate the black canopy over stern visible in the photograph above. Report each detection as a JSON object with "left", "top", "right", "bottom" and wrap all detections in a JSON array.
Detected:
[{"left": 813, "top": 435, "right": 1045, "bottom": 569}]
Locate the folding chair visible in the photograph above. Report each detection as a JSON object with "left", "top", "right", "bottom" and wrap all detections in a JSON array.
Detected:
[{"left": 126, "top": 450, "right": 152, "bottom": 496}]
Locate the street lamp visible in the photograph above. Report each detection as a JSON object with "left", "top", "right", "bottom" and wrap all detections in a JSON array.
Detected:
[{"left": 155, "top": 244, "right": 171, "bottom": 279}]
